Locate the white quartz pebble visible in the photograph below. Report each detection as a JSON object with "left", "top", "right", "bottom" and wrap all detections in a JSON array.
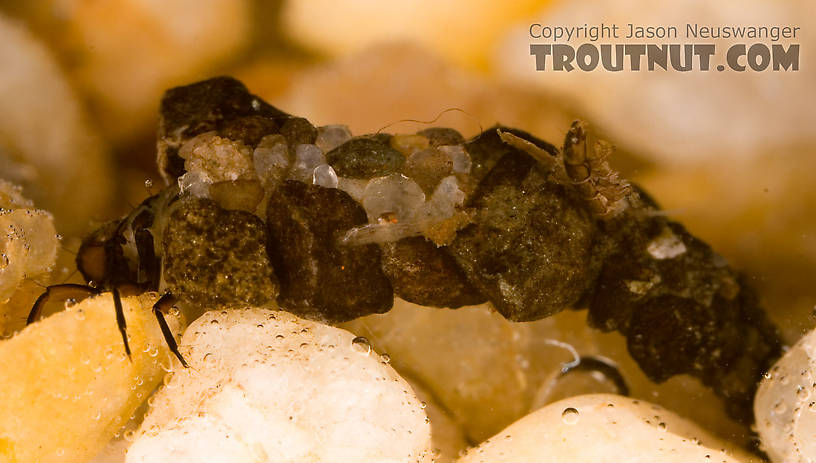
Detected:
[
  {"left": 126, "top": 308, "right": 432, "bottom": 463},
  {"left": 457, "top": 394, "right": 757, "bottom": 463},
  {"left": 755, "top": 328, "right": 816, "bottom": 462}
]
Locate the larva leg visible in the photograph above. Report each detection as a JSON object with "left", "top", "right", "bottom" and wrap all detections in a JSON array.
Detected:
[{"left": 152, "top": 293, "right": 189, "bottom": 368}]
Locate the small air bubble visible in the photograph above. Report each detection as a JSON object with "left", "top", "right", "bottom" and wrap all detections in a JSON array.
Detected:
[
  {"left": 380, "top": 353, "right": 391, "bottom": 364},
  {"left": 561, "top": 407, "right": 580, "bottom": 425},
  {"left": 658, "top": 422, "right": 667, "bottom": 432},
  {"left": 773, "top": 400, "right": 787, "bottom": 414},
  {"left": 144, "top": 179, "right": 153, "bottom": 189},
  {"left": 275, "top": 334, "right": 285, "bottom": 340},
  {"left": 159, "top": 358, "right": 174, "bottom": 373},
  {"left": 71, "top": 307, "right": 84, "bottom": 319},
  {"left": 351, "top": 336, "right": 371, "bottom": 355},
  {"left": 420, "top": 401, "right": 427, "bottom": 409}
]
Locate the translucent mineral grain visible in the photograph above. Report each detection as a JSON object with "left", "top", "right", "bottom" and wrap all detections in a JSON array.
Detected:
[
  {"left": 344, "top": 172, "right": 470, "bottom": 248},
  {"left": 289, "top": 143, "right": 325, "bottom": 182},
  {"left": 438, "top": 145, "right": 472, "bottom": 174},
  {"left": 336, "top": 176, "right": 370, "bottom": 203},
  {"left": 311, "top": 164, "right": 339, "bottom": 188},
  {"left": 0, "top": 292, "right": 184, "bottom": 463},
  {"left": 362, "top": 174, "right": 426, "bottom": 222},
  {"left": 252, "top": 134, "right": 291, "bottom": 185},
  {"left": 126, "top": 308, "right": 432, "bottom": 462},
  {"left": 755, "top": 327, "right": 816, "bottom": 462},
  {"left": 456, "top": 394, "right": 757, "bottom": 463},
  {"left": 315, "top": 124, "right": 352, "bottom": 153}
]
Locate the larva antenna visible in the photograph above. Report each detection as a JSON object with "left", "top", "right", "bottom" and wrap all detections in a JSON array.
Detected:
[{"left": 375, "top": 107, "right": 484, "bottom": 135}]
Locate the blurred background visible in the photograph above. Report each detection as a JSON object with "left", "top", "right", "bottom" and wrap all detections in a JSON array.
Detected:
[{"left": 0, "top": 0, "right": 813, "bottom": 457}]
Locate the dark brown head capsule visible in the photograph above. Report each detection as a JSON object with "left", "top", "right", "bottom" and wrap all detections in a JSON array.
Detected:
[{"left": 76, "top": 189, "right": 174, "bottom": 291}]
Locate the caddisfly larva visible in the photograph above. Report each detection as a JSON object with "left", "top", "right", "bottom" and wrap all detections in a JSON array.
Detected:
[{"left": 30, "top": 76, "right": 780, "bottom": 424}]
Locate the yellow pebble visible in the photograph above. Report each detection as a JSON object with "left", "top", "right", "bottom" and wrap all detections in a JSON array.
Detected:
[
  {"left": 0, "top": 292, "right": 184, "bottom": 463},
  {"left": 390, "top": 134, "right": 430, "bottom": 156}
]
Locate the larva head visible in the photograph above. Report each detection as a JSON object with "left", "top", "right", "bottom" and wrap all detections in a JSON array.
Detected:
[
  {"left": 76, "top": 218, "right": 133, "bottom": 288},
  {"left": 76, "top": 191, "right": 169, "bottom": 289}
]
